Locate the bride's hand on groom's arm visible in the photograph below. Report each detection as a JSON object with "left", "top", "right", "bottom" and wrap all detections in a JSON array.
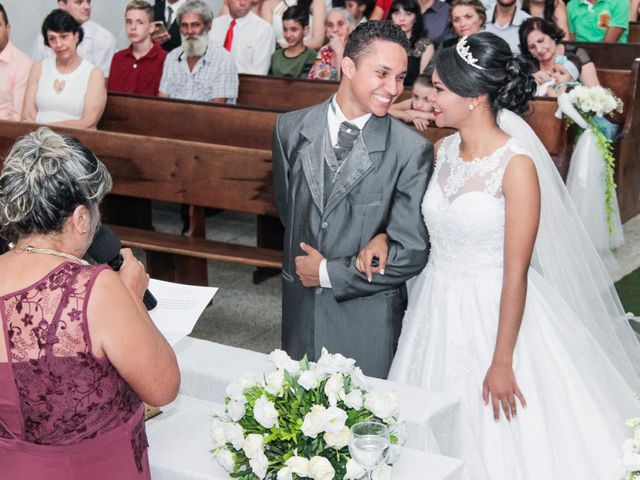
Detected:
[
  {"left": 482, "top": 363, "right": 527, "bottom": 423},
  {"left": 355, "top": 233, "right": 389, "bottom": 282}
]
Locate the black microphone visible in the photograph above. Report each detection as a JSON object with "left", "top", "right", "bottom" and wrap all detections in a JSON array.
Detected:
[{"left": 87, "top": 225, "right": 158, "bottom": 311}]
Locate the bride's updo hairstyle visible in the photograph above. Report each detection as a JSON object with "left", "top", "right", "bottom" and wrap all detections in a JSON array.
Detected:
[
  {"left": 433, "top": 32, "right": 535, "bottom": 115},
  {"left": 0, "top": 128, "right": 112, "bottom": 244}
]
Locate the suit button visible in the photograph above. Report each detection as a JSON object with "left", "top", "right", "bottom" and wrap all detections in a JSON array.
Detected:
[
  {"left": 315, "top": 287, "right": 323, "bottom": 295},
  {"left": 321, "top": 221, "right": 328, "bottom": 229}
]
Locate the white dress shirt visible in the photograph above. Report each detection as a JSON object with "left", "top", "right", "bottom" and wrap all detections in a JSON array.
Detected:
[
  {"left": 209, "top": 12, "right": 275, "bottom": 75},
  {"left": 32, "top": 19, "right": 117, "bottom": 77},
  {"left": 319, "top": 97, "right": 372, "bottom": 288}
]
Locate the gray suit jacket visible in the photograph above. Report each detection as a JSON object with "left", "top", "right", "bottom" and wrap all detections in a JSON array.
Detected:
[{"left": 272, "top": 99, "right": 433, "bottom": 378}]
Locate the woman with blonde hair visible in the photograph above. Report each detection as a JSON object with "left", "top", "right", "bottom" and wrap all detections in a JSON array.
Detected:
[{"left": 0, "top": 128, "right": 179, "bottom": 479}]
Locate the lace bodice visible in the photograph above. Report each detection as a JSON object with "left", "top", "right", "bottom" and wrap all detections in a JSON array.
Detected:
[
  {"left": 423, "top": 133, "right": 529, "bottom": 279},
  {"left": 0, "top": 262, "right": 146, "bottom": 472}
]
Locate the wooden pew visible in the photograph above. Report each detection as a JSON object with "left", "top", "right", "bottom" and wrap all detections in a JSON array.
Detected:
[
  {"left": 561, "top": 41, "right": 640, "bottom": 70},
  {"left": 0, "top": 121, "right": 281, "bottom": 285},
  {"left": 630, "top": 21, "right": 640, "bottom": 44}
]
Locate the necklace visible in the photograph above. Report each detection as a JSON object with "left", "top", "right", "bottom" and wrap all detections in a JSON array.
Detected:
[
  {"left": 10, "top": 243, "right": 89, "bottom": 265},
  {"left": 53, "top": 79, "right": 66, "bottom": 94}
]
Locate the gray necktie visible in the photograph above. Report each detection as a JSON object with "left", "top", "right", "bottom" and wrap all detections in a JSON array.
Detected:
[
  {"left": 166, "top": 5, "right": 174, "bottom": 27},
  {"left": 334, "top": 121, "right": 361, "bottom": 164}
]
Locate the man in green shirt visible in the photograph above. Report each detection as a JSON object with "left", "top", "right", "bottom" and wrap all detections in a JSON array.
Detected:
[{"left": 568, "top": 0, "right": 629, "bottom": 43}]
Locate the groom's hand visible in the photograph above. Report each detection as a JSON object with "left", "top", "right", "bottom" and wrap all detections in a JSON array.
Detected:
[{"left": 295, "top": 242, "right": 324, "bottom": 287}]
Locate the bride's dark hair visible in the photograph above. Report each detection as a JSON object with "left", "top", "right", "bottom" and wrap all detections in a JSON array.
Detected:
[{"left": 433, "top": 32, "right": 535, "bottom": 115}]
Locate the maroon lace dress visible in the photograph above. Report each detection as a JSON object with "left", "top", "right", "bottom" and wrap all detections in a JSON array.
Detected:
[{"left": 0, "top": 262, "right": 149, "bottom": 479}]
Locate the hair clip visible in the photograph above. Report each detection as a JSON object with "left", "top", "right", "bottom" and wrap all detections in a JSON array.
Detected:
[{"left": 456, "top": 36, "right": 485, "bottom": 70}]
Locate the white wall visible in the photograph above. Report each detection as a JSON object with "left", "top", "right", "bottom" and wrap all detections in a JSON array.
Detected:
[{"left": 2, "top": 0, "right": 223, "bottom": 55}]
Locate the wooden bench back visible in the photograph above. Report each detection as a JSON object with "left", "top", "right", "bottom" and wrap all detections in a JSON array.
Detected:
[
  {"left": 98, "top": 93, "right": 277, "bottom": 150},
  {"left": 561, "top": 41, "right": 640, "bottom": 70},
  {"left": 0, "top": 121, "right": 277, "bottom": 216},
  {"left": 630, "top": 21, "right": 640, "bottom": 44}
]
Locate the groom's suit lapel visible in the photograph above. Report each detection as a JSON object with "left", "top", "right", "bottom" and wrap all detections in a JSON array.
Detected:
[{"left": 298, "top": 101, "right": 329, "bottom": 216}]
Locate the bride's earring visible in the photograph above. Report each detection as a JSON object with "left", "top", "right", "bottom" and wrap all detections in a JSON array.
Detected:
[{"left": 468, "top": 104, "right": 475, "bottom": 111}]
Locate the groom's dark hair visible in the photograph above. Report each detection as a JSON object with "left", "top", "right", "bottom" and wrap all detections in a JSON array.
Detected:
[{"left": 344, "top": 20, "right": 409, "bottom": 66}]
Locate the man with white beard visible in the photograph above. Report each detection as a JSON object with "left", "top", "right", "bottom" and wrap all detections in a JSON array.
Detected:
[{"left": 159, "top": 0, "right": 238, "bottom": 103}]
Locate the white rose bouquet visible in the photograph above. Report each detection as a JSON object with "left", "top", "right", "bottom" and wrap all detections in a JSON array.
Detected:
[
  {"left": 566, "top": 85, "right": 623, "bottom": 234},
  {"left": 210, "top": 348, "right": 402, "bottom": 480},
  {"left": 616, "top": 418, "right": 640, "bottom": 479}
]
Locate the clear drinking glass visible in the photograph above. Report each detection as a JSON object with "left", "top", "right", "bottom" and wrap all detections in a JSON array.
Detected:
[{"left": 348, "top": 420, "right": 390, "bottom": 480}]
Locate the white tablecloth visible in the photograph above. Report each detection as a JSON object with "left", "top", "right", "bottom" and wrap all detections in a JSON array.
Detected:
[
  {"left": 173, "top": 337, "right": 488, "bottom": 479},
  {"left": 146, "top": 395, "right": 470, "bottom": 480}
]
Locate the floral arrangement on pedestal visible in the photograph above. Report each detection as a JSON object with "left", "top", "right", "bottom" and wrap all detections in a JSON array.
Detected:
[
  {"left": 615, "top": 418, "right": 640, "bottom": 479},
  {"left": 566, "top": 85, "right": 623, "bottom": 234},
  {"left": 210, "top": 348, "right": 402, "bottom": 480}
]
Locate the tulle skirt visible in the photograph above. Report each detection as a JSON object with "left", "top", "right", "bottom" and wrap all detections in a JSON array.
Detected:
[{"left": 389, "top": 265, "right": 638, "bottom": 479}]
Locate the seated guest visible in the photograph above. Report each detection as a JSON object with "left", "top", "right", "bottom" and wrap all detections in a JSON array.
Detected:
[
  {"left": 567, "top": 0, "right": 629, "bottom": 43},
  {"left": 519, "top": 17, "right": 600, "bottom": 87},
  {"left": 0, "top": 4, "right": 32, "bottom": 121},
  {"left": 308, "top": 8, "right": 355, "bottom": 80},
  {"left": 269, "top": 6, "right": 318, "bottom": 77},
  {"left": 210, "top": 0, "right": 275, "bottom": 75},
  {"left": 345, "top": 0, "right": 374, "bottom": 23},
  {"left": 108, "top": 1, "right": 167, "bottom": 96},
  {"left": 418, "top": 0, "right": 451, "bottom": 46},
  {"left": 389, "top": 72, "right": 434, "bottom": 130},
  {"left": 153, "top": 0, "right": 185, "bottom": 52},
  {"left": 484, "top": 0, "right": 530, "bottom": 53},
  {"left": 264, "top": 0, "right": 327, "bottom": 50},
  {"left": 0, "top": 127, "right": 180, "bottom": 479},
  {"left": 441, "top": 0, "right": 486, "bottom": 47},
  {"left": 31, "top": 0, "right": 117, "bottom": 79},
  {"left": 22, "top": 10, "right": 107, "bottom": 129},
  {"left": 522, "top": 0, "right": 569, "bottom": 39},
  {"left": 390, "top": 0, "right": 434, "bottom": 87},
  {"left": 159, "top": 0, "right": 238, "bottom": 103}
]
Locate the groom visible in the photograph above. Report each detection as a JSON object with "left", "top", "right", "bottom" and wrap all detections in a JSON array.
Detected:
[{"left": 272, "top": 21, "right": 432, "bottom": 378}]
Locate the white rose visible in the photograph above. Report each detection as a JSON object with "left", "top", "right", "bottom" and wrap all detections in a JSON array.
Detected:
[
  {"left": 285, "top": 455, "right": 311, "bottom": 476},
  {"left": 277, "top": 467, "right": 293, "bottom": 480},
  {"left": 210, "top": 419, "right": 227, "bottom": 449},
  {"left": 342, "top": 389, "right": 363, "bottom": 410},
  {"left": 250, "top": 451, "right": 269, "bottom": 479},
  {"left": 323, "top": 406, "right": 348, "bottom": 434},
  {"left": 242, "top": 433, "right": 264, "bottom": 459},
  {"left": 622, "top": 450, "right": 640, "bottom": 471},
  {"left": 324, "top": 373, "right": 345, "bottom": 406},
  {"left": 309, "top": 456, "right": 335, "bottom": 480},
  {"left": 372, "top": 464, "right": 392, "bottom": 480},
  {"left": 317, "top": 348, "right": 356, "bottom": 375},
  {"left": 254, "top": 395, "right": 279, "bottom": 429},
  {"left": 225, "top": 373, "right": 256, "bottom": 402},
  {"left": 364, "top": 391, "right": 399, "bottom": 420},
  {"left": 298, "top": 369, "right": 323, "bottom": 390},
  {"left": 216, "top": 448, "right": 235, "bottom": 472},
  {"left": 224, "top": 422, "right": 245, "bottom": 450},
  {"left": 635, "top": 428, "right": 640, "bottom": 449},
  {"left": 270, "top": 349, "right": 301, "bottom": 374},
  {"left": 265, "top": 369, "right": 285, "bottom": 396},
  {"left": 324, "top": 426, "right": 350, "bottom": 449},
  {"left": 349, "top": 367, "right": 369, "bottom": 390},
  {"left": 345, "top": 459, "right": 366, "bottom": 479},
  {"left": 301, "top": 405, "right": 327, "bottom": 438},
  {"left": 227, "top": 400, "right": 246, "bottom": 422}
]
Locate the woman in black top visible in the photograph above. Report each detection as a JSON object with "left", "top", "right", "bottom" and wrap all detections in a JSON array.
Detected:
[{"left": 390, "top": 0, "right": 434, "bottom": 86}]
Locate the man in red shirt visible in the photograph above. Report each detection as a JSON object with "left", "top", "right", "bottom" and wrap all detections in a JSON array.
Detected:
[{"left": 108, "top": 0, "right": 167, "bottom": 96}]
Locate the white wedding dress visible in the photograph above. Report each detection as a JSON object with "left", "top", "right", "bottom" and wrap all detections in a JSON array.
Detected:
[{"left": 388, "top": 132, "right": 639, "bottom": 479}]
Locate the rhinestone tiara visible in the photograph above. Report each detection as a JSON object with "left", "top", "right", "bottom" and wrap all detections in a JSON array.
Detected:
[{"left": 456, "top": 36, "right": 485, "bottom": 70}]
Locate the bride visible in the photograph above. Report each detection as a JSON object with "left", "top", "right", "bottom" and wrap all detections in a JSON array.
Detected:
[{"left": 357, "top": 32, "right": 640, "bottom": 478}]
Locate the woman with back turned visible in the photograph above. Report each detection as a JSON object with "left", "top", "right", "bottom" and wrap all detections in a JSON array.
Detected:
[{"left": 0, "top": 128, "right": 179, "bottom": 479}]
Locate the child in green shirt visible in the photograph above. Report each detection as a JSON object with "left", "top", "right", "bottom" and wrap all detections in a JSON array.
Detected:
[{"left": 269, "top": 6, "right": 318, "bottom": 78}]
